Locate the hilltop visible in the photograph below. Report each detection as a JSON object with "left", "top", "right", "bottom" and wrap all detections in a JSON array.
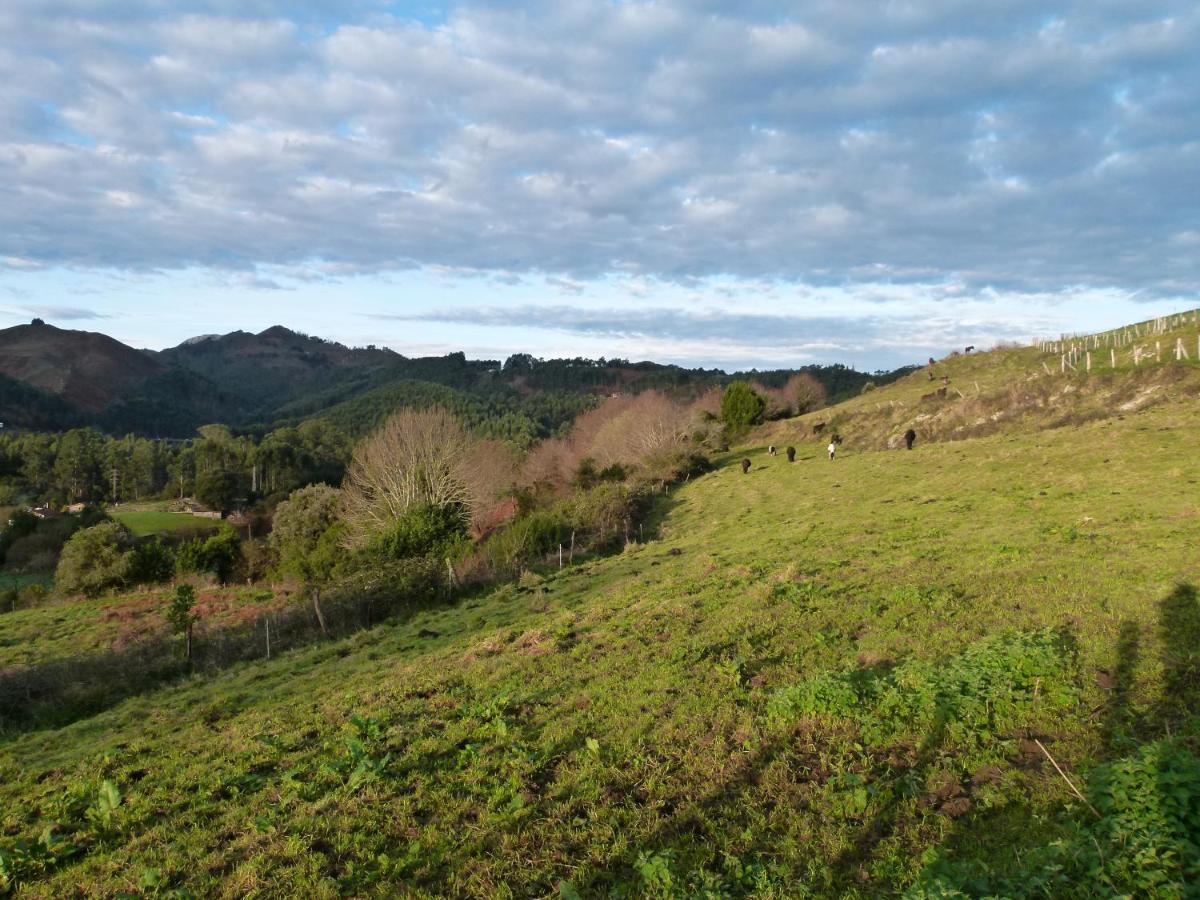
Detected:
[
  {"left": 0, "top": 322, "right": 163, "bottom": 413},
  {"left": 2, "top": 314, "right": 1198, "bottom": 896},
  {"left": 763, "top": 309, "right": 1200, "bottom": 454}
]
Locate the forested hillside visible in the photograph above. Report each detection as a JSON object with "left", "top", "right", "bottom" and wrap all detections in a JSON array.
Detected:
[{"left": 0, "top": 320, "right": 907, "bottom": 438}]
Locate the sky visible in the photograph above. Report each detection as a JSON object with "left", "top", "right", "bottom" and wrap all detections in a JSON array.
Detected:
[{"left": 1, "top": 1, "right": 1197, "bottom": 372}]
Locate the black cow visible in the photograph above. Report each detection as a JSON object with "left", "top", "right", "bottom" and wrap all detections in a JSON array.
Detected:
[
  {"left": 904, "top": 428, "right": 916, "bottom": 450},
  {"left": 786, "top": 446, "right": 796, "bottom": 462},
  {"left": 965, "top": 345, "right": 975, "bottom": 353},
  {"left": 812, "top": 422, "right": 827, "bottom": 436},
  {"left": 740, "top": 458, "right": 751, "bottom": 474}
]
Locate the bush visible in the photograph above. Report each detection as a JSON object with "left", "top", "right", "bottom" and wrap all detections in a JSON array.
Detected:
[
  {"left": 176, "top": 527, "right": 242, "bottom": 584},
  {"left": 0, "top": 509, "right": 38, "bottom": 565},
  {"left": 55, "top": 522, "right": 134, "bottom": 597},
  {"left": 128, "top": 540, "right": 174, "bottom": 585},
  {"left": 368, "top": 503, "right": 468, "bottom": 561}
]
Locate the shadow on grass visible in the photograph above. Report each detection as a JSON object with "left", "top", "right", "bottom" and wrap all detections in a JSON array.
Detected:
[
  {"left": 1155, "top": 582, "right": 1200, "bottom": 731},
  {"left": 902, "top": 583, "right": 1200, "bottom": 894}
]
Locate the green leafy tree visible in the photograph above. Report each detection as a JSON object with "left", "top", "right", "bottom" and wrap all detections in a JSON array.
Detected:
[
  {"left": 194, "top": 468, "right": 244, "bottom": 512},
  {"left": 55, "top": 522, "right": 133, "bottom": 596},
  {"left": 165, "top": 583, "right": 198, "bottom": 662},
  {"left": 270, "top": 484, "right": 344, "bottom": 636},
  {"left": 720, "top": 381, "right": 766, "bottom": 434}
]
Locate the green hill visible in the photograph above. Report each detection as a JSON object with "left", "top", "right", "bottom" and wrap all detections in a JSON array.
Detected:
[{"left": 2, "top": 333, "right": 1200, "bottom": 896}]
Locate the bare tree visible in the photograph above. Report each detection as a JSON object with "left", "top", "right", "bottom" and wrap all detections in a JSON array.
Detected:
[
  {"left": 780, "top": 373, "right": 827, "bottom": 416},
  {"left": 341, "top": 408, "right": 503, "bottom": 545}
]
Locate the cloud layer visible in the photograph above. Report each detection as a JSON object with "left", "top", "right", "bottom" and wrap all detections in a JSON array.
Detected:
[{"left": 1, "top": 0, "right": 1197, "bottom": 301}]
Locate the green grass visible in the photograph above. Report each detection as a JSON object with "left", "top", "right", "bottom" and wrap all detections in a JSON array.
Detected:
[
  {"left": 2, "top": 391, "right": 1200, "bottom": 895},
  {"left": 0, "top": 585, "right": 292, "bottom": 672},
  {"left": 110, "top": 508, "right": 222, "bottom": 538}
]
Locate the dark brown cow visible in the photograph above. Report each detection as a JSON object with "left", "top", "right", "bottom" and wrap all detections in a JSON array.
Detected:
[
  {"left": 740, "top": 458, "right": 751, "bottom": 474},
  {"left": 904, "top": 428, "right": 917, "bottom": 450},
  {"left": 830, "top": 433, "right": 843, "bottom": 444},
  {"left": 786, "top": 446, "right": 796, "bottom": 462},
  {"left": 937, "top": 387, "right": 947, "bottom": 397},
  {"left": 812, "top": 422, "right": 827, "bottom": 436}
]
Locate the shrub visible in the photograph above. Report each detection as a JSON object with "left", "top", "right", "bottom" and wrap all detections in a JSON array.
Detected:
[
  {"left": 368, "top": 503, "right": 468, "bottom": 561},
  {"left": 177, "top": 527, "right": 242, "bottom": 584},
  {"left": 54, "top": 522, "right": 134, "bottom": 597},
  {"left": 127, "top": 540, "right": 174, "bottom": 585}
]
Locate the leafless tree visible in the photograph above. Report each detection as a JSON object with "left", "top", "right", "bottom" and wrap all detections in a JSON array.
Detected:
[{"left": 341, "top": 408, "right": 507, "bottom": 545}]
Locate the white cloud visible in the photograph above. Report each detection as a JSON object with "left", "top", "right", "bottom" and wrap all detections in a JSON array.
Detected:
[{"left": 0, "top": 0, "right": 1196, "bottom": 314}]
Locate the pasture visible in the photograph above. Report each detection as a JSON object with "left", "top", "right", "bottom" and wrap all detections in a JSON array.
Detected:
[
  {"left": 2, "top": 395, "right": 1198, "bottom": 896},
  {"left": 109, "top": 505, "right": 223, "bottom": 538}
]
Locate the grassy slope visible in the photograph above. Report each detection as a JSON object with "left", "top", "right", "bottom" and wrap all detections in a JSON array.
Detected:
[
  {"left": 764, "top": 315, "right": 1200, "bottom": 453},
  {"left": 0, "top": 586, "right": 292, "bottom": 672},
  {"left": 2, "top": 382, "right": 1198, "bottom": 895}
]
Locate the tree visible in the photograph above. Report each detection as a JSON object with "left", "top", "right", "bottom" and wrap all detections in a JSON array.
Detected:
[
  {"left": 165, "top": 583, "right": 198, "bottom": 662},
  {"left": 781, "top": 373, "right": 827, "bottom": 416},
  {"left": 194, "top": 468, "right": 243, "bottom": 512},
  {"left": 341, "top": 407, "right": 498, "bottom": 546},
  {"left": 720, "top": 381, "right": 766, "bottom": 433},
  {"left": 56, "top": 522, "right": 133, "bottom": 596},
  {"left": 53, "top": 428, "right": 105, "bottom": 501},
  {"left": 271, "top": 484, "right": 343, "bottom": 636}
]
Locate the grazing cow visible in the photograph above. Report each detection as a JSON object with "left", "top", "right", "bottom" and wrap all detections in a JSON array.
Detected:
[
  {"left": 937, "top": 387, "right": 947, "bottom": 398},
  {"left": 812, "top": 422, "right": 827, "bottom": 436},
  {"left": 830, "top": 433, "right": 843, "bottom": 444},
  {"left": 904, "top": 428, "right": 917, "bottom": 450},
  {"left": 768, "top": 445, "right": 778, "bottom": 456},
  {"left": 786, "top": 446, "right": 796, "bottom": 462},
  {"left": 740, "top": 458, "right": 751, "bottom": 474},
  {"left": 965, "top": 345, "right": 975, "bottom": 353},
  {"left": 921, "top": 391, "right": 937, "bottom": 401}
]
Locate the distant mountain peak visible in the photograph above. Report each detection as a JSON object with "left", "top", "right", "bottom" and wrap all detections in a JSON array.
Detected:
[{"left": 258, "top": 325, "right": 299, "bottom": 340}]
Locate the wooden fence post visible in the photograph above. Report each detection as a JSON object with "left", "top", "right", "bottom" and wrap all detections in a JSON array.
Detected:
[{"left": 1110, "top": 348, "right": 1116, "bottom": 368}]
